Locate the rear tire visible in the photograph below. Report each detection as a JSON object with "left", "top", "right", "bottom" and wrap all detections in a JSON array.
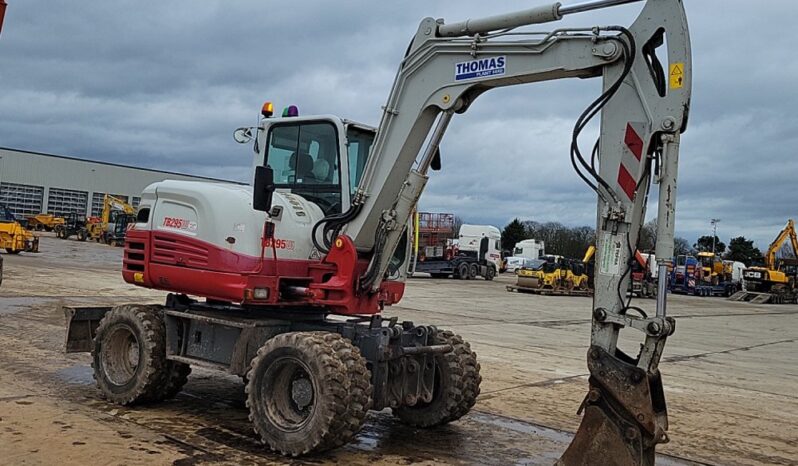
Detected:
[
  {"left": 456, "top": 262, "right": 469, "bottom": 280},
  {"left": 91, "top": 304, "right": 169, "bottom": 405},
  {"left": 394, "top": 330, "right": 481, "bottom": 427},
  {"left": 246, "top": 332, "right": 371, "bottom": 456},
  {"left": 156, "top": 362, "right": 192, "bottom": 400},
  {"left": 468, "top": 263, "right": 478, "bottom": 280}
]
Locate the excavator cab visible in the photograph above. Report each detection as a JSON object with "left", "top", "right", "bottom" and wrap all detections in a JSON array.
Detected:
[{"left": 257, "top": 114, "right": 378, "bottom": 217}]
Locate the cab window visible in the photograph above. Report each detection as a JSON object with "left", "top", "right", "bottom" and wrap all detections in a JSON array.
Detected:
[
  {"left": 346, "top": 126, "right": 375, "bottom": 195},
  {"left": 266, "top": 122, "right": 341, "bottom": 215}
]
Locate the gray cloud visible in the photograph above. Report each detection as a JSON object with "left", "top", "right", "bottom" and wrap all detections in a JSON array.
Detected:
[{"left": 0, "top": 0, "right": 796, "bottom": 248}]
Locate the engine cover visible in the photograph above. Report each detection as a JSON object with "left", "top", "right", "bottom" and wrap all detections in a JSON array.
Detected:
[
  {"left": 122, "top": 180, "right": 405, "bottom": 313},
  {"left": 141, "top": 180, "right": 324, "bottom": 262}
]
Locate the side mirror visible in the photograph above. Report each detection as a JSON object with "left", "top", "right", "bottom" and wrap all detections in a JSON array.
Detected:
[
  {"left": 253, "top": 166, "right": 276, "bottom": 212},
  {"left": 234, "top": 127, "right": 254, "bottom": 144}
]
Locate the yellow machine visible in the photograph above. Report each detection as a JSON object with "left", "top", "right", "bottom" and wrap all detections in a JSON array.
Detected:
[
  {"left": 734, "top": 219, "right": 798, "bottom": 304},
  {"left": 86, "top": 194, "right": 136, "bottom": 244},
  {"left": 26, "top": 213, "right": 65, "bottom": 231},
  {"left": 0, "top": 221, "right": 39, "bottom": 254},
  {"left": 509, "top": 253, "right": 592, "bottom": 296},
  {"left": 696, "top": 251, "right": 731, "bottom": 285}
]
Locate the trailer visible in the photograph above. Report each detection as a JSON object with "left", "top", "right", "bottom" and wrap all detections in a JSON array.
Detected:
[
  {"left": 411, "top": 215, "right": 500, "bottom": 280},
  {"left": 670, "top": 254, "right": 738, "bottom": 297},
  {"left": 415, "top": 253, "right": 497, "bottom": 280}
]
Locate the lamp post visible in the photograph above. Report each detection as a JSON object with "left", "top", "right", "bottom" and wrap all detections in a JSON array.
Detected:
[{"left": 710, "top": 218, "right": 721, "bottom": 255}]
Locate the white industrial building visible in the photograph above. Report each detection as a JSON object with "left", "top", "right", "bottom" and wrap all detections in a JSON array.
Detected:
[{"left": 0, "top": 147, "right": 235, "bottom": 218}]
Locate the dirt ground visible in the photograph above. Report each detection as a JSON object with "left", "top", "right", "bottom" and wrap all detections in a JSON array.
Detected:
[{"left": 1, "top": 235, "right": 796, "bottom": 465}]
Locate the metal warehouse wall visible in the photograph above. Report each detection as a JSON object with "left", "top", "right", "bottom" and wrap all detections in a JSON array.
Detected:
[{"left": 0, "top": 147, "right": 238, "bottom": 218}]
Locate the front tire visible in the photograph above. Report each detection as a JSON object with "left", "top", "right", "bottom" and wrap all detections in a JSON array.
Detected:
[
  {"left": 246, "top": 332, "right": 372, "bottom": 456},
  {"left": 91, "top": 304, "right": 169, "bottom": 405},
  {"left": 485, "top": 266, "right": 496, "bottom": 281},
  {"left": 394, "top": 330, "right": 481, "bottom": 427}
]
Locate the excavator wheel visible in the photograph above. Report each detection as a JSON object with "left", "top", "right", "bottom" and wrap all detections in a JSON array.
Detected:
[
  {"left": 394, "top": 330, "right": 481, "bottom": 427},
  {"left": 246, "top": 331, "right": 371, "bottom": 456},
  {"left": 154, "top": 362, "right": 192, "bottom": 401},
  {"left": 91, "top": 304, "right": 171, "bottom": 405}
]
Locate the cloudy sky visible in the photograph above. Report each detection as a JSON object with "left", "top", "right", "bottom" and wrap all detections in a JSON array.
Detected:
[{"left": 0, "top": 0, "right": 795, "bottom": 248}]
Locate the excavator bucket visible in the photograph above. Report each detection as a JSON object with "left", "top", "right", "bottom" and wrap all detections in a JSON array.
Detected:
[{"left": 559, "top": 347, "right": 669, "bottom": 466}]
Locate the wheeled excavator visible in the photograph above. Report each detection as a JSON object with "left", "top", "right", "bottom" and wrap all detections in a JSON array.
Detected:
[
  {"left": 65, "top": 0, "right": 691, "bottom": 463},
  {"left": 731, "top": 219, "right": 798, "bottom": 304}
]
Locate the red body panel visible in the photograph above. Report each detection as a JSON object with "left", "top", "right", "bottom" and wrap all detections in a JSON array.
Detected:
[{"left": 122, "top": 228, "right": 404, "bottom": 315}]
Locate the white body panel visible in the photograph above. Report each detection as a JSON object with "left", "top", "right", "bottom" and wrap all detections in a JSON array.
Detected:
[
  {"left": 505, "top": 256, "right": 540, "bottom": 273},
  {"left": 458, "top": 224, "right": 501, "bottom": 270},
  {"left": 725, "top": 260, "right": 746, "bottom": 284},
  {"left": 138, "top": 180, "right": 324, "bottom": 260},
  {"left": 639, "top": 252, "right": 658, "bottom": 278},
  {"left": 513, "top": 239, "right": 545, "bottom": 260}
]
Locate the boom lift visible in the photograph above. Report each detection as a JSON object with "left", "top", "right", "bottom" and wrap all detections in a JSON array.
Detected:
[
  {"left": 65, "top": 0, "right": 691, "bottom": 462},
  {"left": 731, "top": 219, "right": 798, "bottom": 304}
]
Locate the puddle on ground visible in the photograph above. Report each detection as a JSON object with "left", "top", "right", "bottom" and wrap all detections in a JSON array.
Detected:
[
  {"left": 55, "top": 365, "right": 94, "bottom": 384},
  {"left": 0, "top": 296, "right": 51, "bottom": 314}
]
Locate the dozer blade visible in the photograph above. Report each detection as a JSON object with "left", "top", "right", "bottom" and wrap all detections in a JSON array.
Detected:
[{"left": 558, "top": 347, "right": 667, "bottom": 466}]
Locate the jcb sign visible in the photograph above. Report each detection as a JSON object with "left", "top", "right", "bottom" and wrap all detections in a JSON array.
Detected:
[{"left": 743, "top": 270, "right": 762, "bottom": 280}]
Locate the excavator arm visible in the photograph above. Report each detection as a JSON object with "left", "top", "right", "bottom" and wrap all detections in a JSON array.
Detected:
[
  {"left": 327, "top": 1, "right": 691, "bottom": 464},
  {"left": 101, "top": 194, "right": 136, "bottom": 224},
  {"left": 764, "top": 219, "right": 797, "bottom": 270}
]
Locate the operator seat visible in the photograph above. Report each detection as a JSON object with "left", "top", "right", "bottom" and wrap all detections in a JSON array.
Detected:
[
  {"left": 312, "top": 158, "right": 331, "bottom": 182},
  {"left": 289, "top": 152, "right": 316, "bottom": 182}
]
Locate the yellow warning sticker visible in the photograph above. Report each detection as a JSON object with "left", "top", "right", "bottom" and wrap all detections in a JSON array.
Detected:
[
  {"left": 133, "top": 272, "right": 144, "bottom": 283},
  {"left": 669, "top": 62, "right": 685, "bottom": 89}
]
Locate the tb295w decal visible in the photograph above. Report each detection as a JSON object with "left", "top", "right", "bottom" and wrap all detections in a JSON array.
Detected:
[
  {"left": 161, "top": 216, "right": 198, "bottom": 232},
  {"left": 264, "top": 238, "right": 295, "bottom": 250}
]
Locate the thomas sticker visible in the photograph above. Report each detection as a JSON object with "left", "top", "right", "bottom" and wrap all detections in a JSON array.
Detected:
[
  {"left": 455, "top": 56, "right": 506, "bottom": 81},
  {"left": 598, "top": 232, "right": 621, "bottom": 276},
  {"left": 162, "top": 216, "right": 198, "bottom": 232}
]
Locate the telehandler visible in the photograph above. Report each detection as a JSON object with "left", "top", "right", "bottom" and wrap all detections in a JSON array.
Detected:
[
  {"left": 66, "top": 0, "right": 691, "bottom": 462},
  {"left": 0, "top": 203, "right": 39, "bottom": 254}
]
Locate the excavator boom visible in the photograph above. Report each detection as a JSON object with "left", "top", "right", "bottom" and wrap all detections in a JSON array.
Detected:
[{"left": 323, "top": 0, "right": 691, "bottom": 463}]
